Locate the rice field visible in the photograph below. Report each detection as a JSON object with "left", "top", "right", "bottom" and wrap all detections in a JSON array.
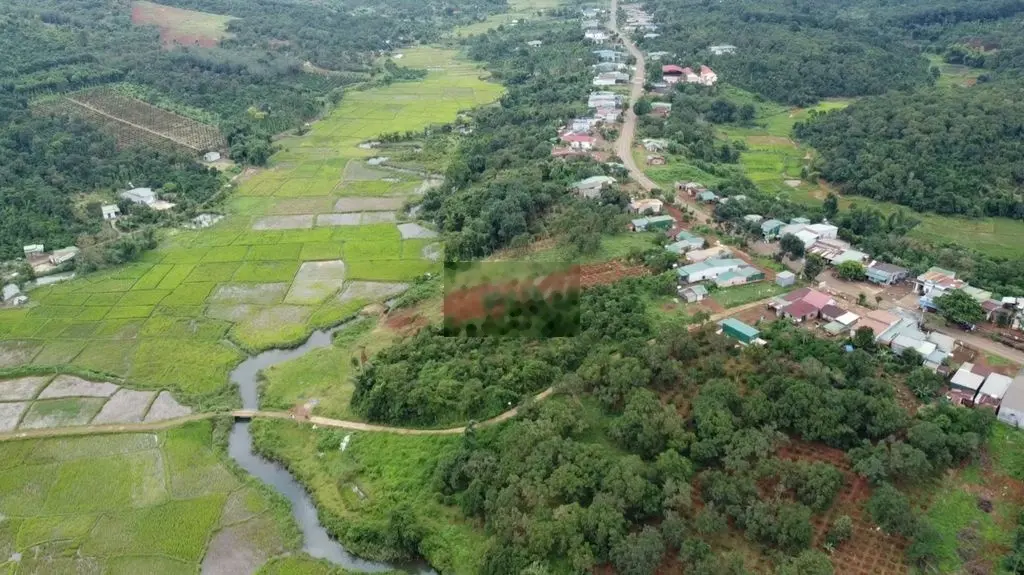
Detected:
[
  {"left": 0, "top": 47, "right": 502, "bottom": 403},
  {"left": 0, "top": 421, "right": 301, "bottom": 574}
]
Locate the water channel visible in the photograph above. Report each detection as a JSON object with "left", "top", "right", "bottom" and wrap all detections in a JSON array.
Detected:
[{"left": 226, "top": 323, "right": 435, "bottom": 574}]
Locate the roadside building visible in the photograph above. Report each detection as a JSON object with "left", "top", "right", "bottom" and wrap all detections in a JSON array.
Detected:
[
  {"left": 820, "top": 304, "right": 847, "bottom": 323},
  {"left": 630, "top": 198, "right": 663, "bottom": 214},
  {"left": 776, "top": 271, "right": 795, "bottom": 287},
  {"left": 977, "top": 373, "right": 1014, "bottom": 409},
  {"left": 697, "top": 190, "right": 718, "bottom": 203},
  {"left": 527, "top": 40, "right": 543, "bottom": 47},
  {"left": 665, "top": 231, "right": 704, "bottom": 254},
  {"left": 770, "top": 287, "right": 834, "bottom": 321},
  {"left": 950, "top": 363, "right": 987, "bottom": 406},
  {"left": 584, "top": 29, "right": 608, "bottom": 42},
  {"left": 680, "top": 284, "right": 708, "bottom": 303},
  {"left": 720, "top": 318, "right": 760, "bottom": 344},
  {"left": 744, "top": 214, "right": 763, "bottom": 223},
  {"left": 49, "top": 246, "right": 80, "bottom": 266},
  {"left": 571, "top": 175, "right": 616, "bottom": 199},
  {"left": 715, "top": 265, "right": 764, "bottom": 288},
  {"left": 121, "top": 187, "right": 175, "bottom": 211},
  {"left": 914, "top": 266, "right": 963, "bottom": 295},
  {"left": 709, "top": 44, "right": 737, "bottom": 55},
  {"left": 23, "top": 244, "right": 44, "bottom": 256},
  {"left": 560, "top": 133, "right": 595, "bottom": 150},
  {"left": 791, "top": 217, "right": 811, "bottom": 225},
  {"left": 997, "top": 371, "right": 1024, "bottom": 428},
  {"left": 677, "top": 257, "right": 745, "bottom": 283},
  {"left": 780, "top": 300, "right": 819, "bottom": 323},
  {"left": 630, "top": 215, "right": 676, "bottom": 232},
  {"left": 866, "top": 262, "right": 909, "bottom": 285},
  {"left": 650, "top": 102, "right": 672, "bottom": 117},
  {"left": 646, "top": 155, "right": 665, "bottom": 165},
  {"left": 685, "top": 245, "right": 732, "bottom": 263}
]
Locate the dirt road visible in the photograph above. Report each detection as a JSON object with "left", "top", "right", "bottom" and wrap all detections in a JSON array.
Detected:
[
  {"left": 0, "top": 388, "right": 557, "bottom": 442},
  {"left": 607, "top": 0, "right": 658, "bottom": 192},
  {"left": 933, "top": 326, "right": 1024, "bottom": 366}
]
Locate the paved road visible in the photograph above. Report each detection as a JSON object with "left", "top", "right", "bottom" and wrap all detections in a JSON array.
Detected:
[
  {"left": 607, "top": 0, "right": 658, "bottom": 192},
  {"left": 933, "top": 326, "right": 1024, "bottom": 366},
  {"left": 0, "top": 388, "right": 557, "bottom": 442}
]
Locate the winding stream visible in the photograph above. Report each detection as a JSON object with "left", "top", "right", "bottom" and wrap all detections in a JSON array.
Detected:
[{"left": 226, "top": 323, "right": 434, "bottom": 574}]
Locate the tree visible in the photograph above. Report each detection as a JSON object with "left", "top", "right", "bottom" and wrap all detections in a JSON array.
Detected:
[
  {"left": 836, "top": 261, "right": 866, "bottom": 281},
  {"left": 935, "top": 289, "right": 985, "bottom": 327},
  {"left": 867, "top": 483, "right": 917, "bottom": 536},
  {"left": 907, "top": 367, "right": 944, "bottom": 400},
  {"left": 780, "top": 233, "right": 805, "bottom": 259},
  {"left": 853, "top": 326, "right": 876, "bottom": 350},
  {"left": 738, "top": 103, "right": 756, "bottom": 124},
  {"left": 823, "top": 193, "right": 839, "bottom": 220},
  {"left": 826, "top": 515, "right": 853, "bottom": 548},
  {"left": 777, "top": 550, "right": 835, "bottom": 575},
  {"left": 633, "top": 99, "right": 653, "bottom": 115},
  {"left": 907, "top": 520, "right": 942, "bottom": 571},
  {"left": 803, "top": 254, "right": 826, "bottom": 281},
  {"left": 612, "top": 526, "right": 665, "bottom": 575}
]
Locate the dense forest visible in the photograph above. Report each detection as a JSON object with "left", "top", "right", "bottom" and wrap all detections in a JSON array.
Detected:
[
  {"left": 794, "top": 85, "right": 1024, "bottom": 219},
  {"left": 351, "top": 274, "right": 992, "bottom": 572},
  {"left": 421, "top": 22, "right": 628, "bottom": 261}
]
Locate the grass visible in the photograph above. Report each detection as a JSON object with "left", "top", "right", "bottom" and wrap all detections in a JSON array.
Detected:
[
  {"left": 926, "top": 53, "right": 983, "bottom": 88},
  {"left": 251, "top": 418, "right": 491, "bottom": 573},
  {"left": 0, "top": 421, "right": 299, "bottom": 573},
  {"left": 711, "top": 281, "right": 791, "bottom": 308}
]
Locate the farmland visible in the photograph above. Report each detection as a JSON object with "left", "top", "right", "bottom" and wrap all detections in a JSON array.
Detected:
[
  {"left": 0, "top": 420, "right": 300, "bottom": 573},
  {"left": 33, "top": 87, "right": 226, "bottom": 155},
  {"left": 131, "top": 0, "right": 236, "bottom": 49},
  {"left": 0, "top": 46, "right": 499, "bottom": 406}
]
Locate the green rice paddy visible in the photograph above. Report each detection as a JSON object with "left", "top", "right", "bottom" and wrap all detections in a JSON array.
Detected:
[
  {"left": 0, "top": 46, "right": 503, "bottom": 403},
  {"left": 0, "top": 421, "right": 300, "bottom": 574}
]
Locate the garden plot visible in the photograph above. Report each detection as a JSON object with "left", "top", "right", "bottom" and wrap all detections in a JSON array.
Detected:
[
  {"left": 0, "top": 341, "right": 42, "bottom": 367},
  {"left": 0, "top": 376, "right": 50, "bottom": 401},
  {"left": 20, "top": 398, "right": 106, "bottom": 429},
  {"left": 285, "top": 261, "right": 347, "bottom": 304},
  {"left": 398, "top": 222, "right": 438, "bottom": 239},
  {"left": 252, "top": 215, "right": 315, "bottom": 231},
  {"left": 361, "top": 211, "right": 397, "bottom": 224},
  {"left": 269, "top": 197, "right": 336, "bottom": 215},
  {"left": 92, "top": 389, "right": 156, "bottom": 424},
  {"left": 200, "top": 514, "right": 285, "bottom": 575},
  {"left": 342, "top": 159, "right": 399, "bottom": 181},
  {"left": 209, "top": 283, "right": 290, "bottom": 305},
  {"left": 334, "top": 197, "right": 406, "bottom": 212},
  {"left": 315, "top": 213, "right": 361, "bottom": 227},
  {"left": 337, "top": 281, "right": 409, "bottom": 303},
  {"left": 38, "top": 375, "right": 118, "bottom": 399}
]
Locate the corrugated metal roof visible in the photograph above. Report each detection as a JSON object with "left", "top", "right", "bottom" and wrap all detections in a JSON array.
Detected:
[
  {"left": 721, "top": 318, "right": 759, "bottom": 338},
  {"left": 980, "top": 373, "right": 1014, "bottom": 400},
  {"left": 951, "top": 363, "right": 985, "bottom": 391}
]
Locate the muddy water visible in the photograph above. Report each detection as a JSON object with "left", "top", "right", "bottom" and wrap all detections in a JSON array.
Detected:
[{"left": 226, "top": 324, "right": 434, "bottom": 573}]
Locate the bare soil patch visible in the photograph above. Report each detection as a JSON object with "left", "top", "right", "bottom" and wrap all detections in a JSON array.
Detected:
[
  {"left": 0, "top": 376, "right": 51, "bottom": 401},
  {"left": 0, "top": 341, "right": 42, "bottom": 367},
  {"left": 397, "top": 222, "right": 438, "bottom": 239},
  {"left": 252, "top": 215, "right": 315, "bottom": 231},
  {"left": 131, "top": 0, "right": 235, "bottom": 49},
  {"left": 334, "top": 197, "right": 405, "bottom": 212},
  {"left": 0, "top": 402, "right": 29, "bottom": 432},
  {"left": 92, "top": 389, "right": 156, "bottom": 424},
  {"left": 360, "top": 211, "right": 397, "bottom": 224},
  {"left": 39, "top": 375, "right": 119, "bottom": 399},
  {"left": 337, "top": 281, "right": 409, "bottom": 303},
  {"left": 285, "top": 261, "right": 347, "bottom": 304},
  {"left": 209, "top": 283, "right": 289, "bottom": 305},
  {"left": 144, "top": 391, "right": 192, "bottom": 422},
  {"left": 200, "top": 516, "right": 283, "bottom": 575}
]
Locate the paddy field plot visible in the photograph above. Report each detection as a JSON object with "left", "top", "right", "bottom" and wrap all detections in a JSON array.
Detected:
[{"left": 0, "top": 421, "right": 299, "bottom": 573}]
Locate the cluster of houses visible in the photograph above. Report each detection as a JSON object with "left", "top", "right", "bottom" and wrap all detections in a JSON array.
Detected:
[
  {"left": 662, "top": 64, "right": 718, "bottom": 86},
  {"left": 620, "top": 3, "right": 657, "bottom": 36},
  {"left": 949, "top": 362, "right": 1024, "bottom": 430},
  {"left": 571, "top": 175, "right": 617, "bottom": 199},
  {"left": 912, "top": 266, "right": 1024, "bottom": 329},
  {"left": 581, "top": 7, "right": 607, "bottom": 43},
  {"left": 21, "top": 244, "right": 80, "bottom": 276}
]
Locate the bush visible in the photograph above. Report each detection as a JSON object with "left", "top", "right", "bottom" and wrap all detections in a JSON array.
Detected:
[
  {"left": 826, "top": 515, "right": 853, "bottom": 548},
  {"left": 867, "top": 483, "right": 917, "bottom": 536}
]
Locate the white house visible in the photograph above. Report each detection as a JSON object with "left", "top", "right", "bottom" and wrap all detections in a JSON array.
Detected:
[
  {"left": 629, "top": 198, "right": 663, "bottom": 214},
  {"left": 2, "top": 283, "right": 20, "bottom": 302},
  {"left": 49, "top": 246, "right": 80, "bottom": 265},
  {"left": 101, "top": 204, "right": 121, "bottom": 220},
  {"left": 203, "top": 151, "right": 221, "bottom": 162},
  {"left": 585, "top": 29, "right": 608, "bottom": 42},
  {"left": 698, "top": 65, "right": 717, "bottom": 86},
  {"left": 121, "top": 187, "right": 157, "bottom": 205},
  {"left": 677, "top": 258, "right": 745, "bottom": 283},
  {"left": 997, "top": 372, "right": 1024, "bottom": 428},
  {"left": 23, "top": 244, "right": 44, "bottom": 256}
]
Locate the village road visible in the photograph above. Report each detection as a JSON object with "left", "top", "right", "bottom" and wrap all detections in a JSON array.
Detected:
[{"left": 608, "top": 0, "right": 658, "bottom": 192}]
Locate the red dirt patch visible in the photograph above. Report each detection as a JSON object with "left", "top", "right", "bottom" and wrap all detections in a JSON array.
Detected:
[
  {"left": 779, "top": 441, "right": 909, "bottom": 575},
  {"left": 131, "top": 1, "right": 233, "bottom": 49}
]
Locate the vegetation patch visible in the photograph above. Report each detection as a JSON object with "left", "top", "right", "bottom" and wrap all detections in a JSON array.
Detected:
[{"left": 131, "top": 1, "right": 236, "bottom": 49}]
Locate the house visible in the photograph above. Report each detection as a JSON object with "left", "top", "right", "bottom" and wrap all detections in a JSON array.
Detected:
[
  {"left": 675, "top": 181, "right": 706, "bottom": 195},
  {"left": 643, "top": 33, "right": 660, "bottom": 39},
  {"left": 997, "top": 371, "right": 1024, "bottom": 428},
  {"left": 720, "top": 318, "right": 760, "bottom": 345},
  {"left": 866, "top": 262, "right": 909, "bottom": 285},
  {"left": 761, "top": 219, "right": 784, "bottom": 240},
  {"left": 666, "top": 230, "right": 705, "bottom": 252},
  {"left": 2, "top": 284, "right": 20, "bottom": 302},
  {"left": 121, "top": 187, "right": 175, "bottom": 211},
  {"left": 593, "top": 62, "right": 626, "bottom": 73},
  {"left": 594, "top": 107, "right": 621, "bottom": 122},
  {"left": 697, "top": 190, "right": 719, "bottom": 203},
  {"left": 831, "top": 249, "right": 869, "bottom": 266},
  {"left": 770, "top": 287, "right": 834, "bottom": 315},
  {"left": 715, "top": 265, "right": 764, "bottom": 288},
  {"left": 982, "top": 299, "right": 1003, "bottom": 322},
  {"left": 588, "top": 91, "right": 621, "bottom": 108},
  {"left": 572, "top": 175, "right": 616, "bottom": 199},
  {"left": 963, "top": 286, "right": 994, "bottom": 303},
  {"left": 642, "top": 139, "right": 668, "bottom": 152},
  {"left": 776, "top": 271, "right": 796, "bottom": 287},
  {"left": 584, "top": 29, "right": 608, "bottom": 42},
  {"left": 101, "top": 204, "right": 121, "bottom": 220},
  {"left": 793, "top": 229, "right": 819, "bottom": 248},
  {"left": 49, "top": 246, "right": 79, "bottom": 265},
  {"left": 718, "top": 195, "right": 746, "bottom": 204},
  {"left": 686, "top": 245, "right": 731, "bottom": 263},
  {"left": 791, "top": 217, "right": 811, "bottom": 225},
  {"left": 551, "top": 147, "right": 585, "bottom": 159},
  {"left": 662, "top": 64, "right": 685, "bottom": 83},
  {"left": 647, "top": 51, "right": 670, "bottom": 61},
  {"left": 780, "top": 300, "right": 819, "bottom": 323},
  {"left": 650, "top": 102, "right": 672, "bottom": 117},
  {"left": 950, "top": 363, "right": 987, "bottom": 406},
  {"left": 977, "top": 373, "right": 1014, "bottom": 409},
  {"left": 927, "top": 332, "right": 956, "bottom": 354},
  {"left": 527, "top": 40, "right": 543, "bottom": 47},
  {"left": 570, "top": 118, "right": 599, "bottom": 132},
  {"left": 708, "top": 44, "right": 737, "bottom": 55},
  {"left": 631, "top": 215, "right": 676, "bottom": 232},
  {"left": 744, "top": 214, "right": 764, "bottom": 223},
  {"left": 680, "top": 284, "right": 708, "bottom": 303},
  {"left": 698, "top": 65, "right": 718, "bottom": 85},
  {"left": 820, "top": 304, "right": 847, "bottom": 322},
  {"left": 592, "top": 49, "right": 625, "bottom": 62},
  {"left": 203, "top": 151, "right": 221, "bottom": 162},
  {"left": 23, "top": 244, "right": 44, "bottom": 256},
  {"left": 560, "top": 133, "right": 595, "bottom": 150},
  {"left": 593, "top": 72, "right": 629, "bottom": 86},
  {"left": 677, "top": 258, "right": 745, "bottom": 283},
  {"left": 630, "top": 198, "right": 663, "bottom": 214},
  {"left": 914, "top": 267, "right": 963, "bottom": 295}
]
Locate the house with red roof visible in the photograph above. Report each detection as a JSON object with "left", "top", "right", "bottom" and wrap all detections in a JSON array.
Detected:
[
  {"left": 662, "top": 64, "right": 685, "bottom": 84},
  {"left": 560, "top": 132, "right": 595, "bottom": 150},
  {"left": 770, "top": 287, "right": 836, "bottom": 322},
  {"left": 699, "top": 65, "right": 718, "bottom": 85}
]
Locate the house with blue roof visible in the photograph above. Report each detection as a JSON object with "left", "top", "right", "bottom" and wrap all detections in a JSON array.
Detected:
[{"left": 761, "top": 219, "right": 784, "bottom": 240}]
